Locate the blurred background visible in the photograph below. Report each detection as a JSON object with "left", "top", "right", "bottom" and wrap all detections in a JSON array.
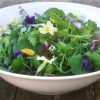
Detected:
[{"left": 0, "top": 0, "right": 100, "bottom": 8}]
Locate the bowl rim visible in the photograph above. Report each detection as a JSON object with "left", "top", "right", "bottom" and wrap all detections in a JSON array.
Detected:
[
  {"left": 0, "top": 70, "right": 100, "bottom": 80},
  {"left": 0, "top": 2, "right": 100, "bottom": 80},
  {"left": 0, "top": 1, "right": 100, "bottom": 12}
]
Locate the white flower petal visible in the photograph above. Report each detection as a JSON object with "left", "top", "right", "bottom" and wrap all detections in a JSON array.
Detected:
[
  {"left": 49, "top": 57, "right": 57, "bottom": 64},
  {"left": 52, "top": 27, "right": 57, "bottom": 32},
  {"left": 39, "top": 21, "right": 57, "bottom": 35},
  {"left": 37, "top": 56, "right": 56, "bottom": 64},
  {"left": 49, "top": 31, "right": 54, "bottom": 35},
  {"left": 0, "top": 27, "right": 3, "bottom": 32},
  {"left": 37, "top": 56, "right": 47, "bottom": 61},
  {"left": 39, "top": 27, "right": 47, "bottom": 34},
  {"left": 47, "top": 21, "right": 53, "bottom": 27},
  {"left": 40, "top": 23, "right": 46, "bottom": 27}
]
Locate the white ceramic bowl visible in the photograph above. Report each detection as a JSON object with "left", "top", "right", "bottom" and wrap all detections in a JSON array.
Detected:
[{"left": 0, "top": 2, "right": 100, "bottom": 95}]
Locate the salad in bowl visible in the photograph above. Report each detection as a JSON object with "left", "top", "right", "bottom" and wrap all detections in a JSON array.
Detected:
[{"left": 0, "top": 2, "right": 100, "bottom": 95}]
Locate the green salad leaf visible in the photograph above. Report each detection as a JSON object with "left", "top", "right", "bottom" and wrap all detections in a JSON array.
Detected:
[{"left": 0, "top": 7, "right": 99, "bottom": 76}]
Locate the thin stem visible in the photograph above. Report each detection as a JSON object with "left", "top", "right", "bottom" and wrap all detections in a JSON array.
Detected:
[
  {"left": 18, "top": 6, "right": 28, "bottom": 15},
  {"left": 62, "top": 22, "right": 71, "bottom": 42},
  {"left": 23, "top": 62, "right": 32, "bottom": 71}
]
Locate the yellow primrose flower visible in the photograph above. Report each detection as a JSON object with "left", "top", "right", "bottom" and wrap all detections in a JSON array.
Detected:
[
  {"left": 73, "top": 11, "right": 80, "bottom": 19},
  {"left": 11, "top": 17, "right": 20, "bottom": 24},
  {"left": 0, "top": 25, "right": 7, "bottom": 32},
  {"left": 39, "top": 21, "right": 57, "bottom": 35},
  {"left": 0, "top": 26, "right": 3, "bottom": 32},
  {"left": 21, "top": 48, "right": 35, "bottom": 56}
]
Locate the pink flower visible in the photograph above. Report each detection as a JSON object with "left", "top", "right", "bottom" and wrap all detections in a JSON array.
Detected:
[
  {"left": 91, "top": 39, "right": 99, "bottom": 49},
  {"left": 44, "top": 41, "right": 50, "bottom": 49}
]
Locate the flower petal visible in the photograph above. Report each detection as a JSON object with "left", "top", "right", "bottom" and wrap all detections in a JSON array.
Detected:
[
  {"left": 47, "top": 21, "right": 53, "bottom": 27},
  {"left": 44, "top": 41, "right": 50, "bottom": 49},
  {"left": 39, "top": 27, "right": 47, "bottom": 34},
  {"left": 24, "top": 15, "right": 35, "bottom": 25},
  {"left": 22, "top": 49, "right": 35, "bottom": 56},
  {"left": 37, "top": 56, "right": 56, "bottom": 64},
  {"left": 39, "top": 21, "right": 57, "bottom": 35},
  {"left": 82, "top": 55, "right": 93, "bottom": 71},
  {"left": 14, "top": 50, "right": 22, "bottom": 58},
  {"left": 74, "top": 22, "right": 82, "bottom": 29}
]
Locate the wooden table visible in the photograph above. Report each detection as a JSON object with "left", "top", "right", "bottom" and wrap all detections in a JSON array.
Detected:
[{"left": 0, "top": 0, "right": 100, "bottom": 100}]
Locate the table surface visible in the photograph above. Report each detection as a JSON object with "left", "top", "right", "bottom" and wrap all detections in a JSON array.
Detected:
[{"left": 0, "top": 0, "right": 100, "bottom": 100}]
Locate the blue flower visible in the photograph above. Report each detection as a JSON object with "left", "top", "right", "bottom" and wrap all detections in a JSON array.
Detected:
[
  {"left": 70, "top": 18, "right": 77, "bottom": 23},
  {"left": 24, "top": 15, "right": 36, "bottom": 26},
  {"left": 82, "top": 55, "right": 93, "bottom": 71},
  {"left": 14, "top": 50, "right": 22, "bottom": 58}
]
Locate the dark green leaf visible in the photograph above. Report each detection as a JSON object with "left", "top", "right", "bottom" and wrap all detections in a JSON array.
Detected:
[
  {"left": 57, "top": 41, "right": 68, "bottom": 54},
  {"left": 17, "top": 36, "right": 32, "bottom": 49},
  {"left": 28, "top": 56, "right": 41, "bottom": 69},
  {"left": 68, "top": 55, "right": 85, "bottom": 74},
  {"left": 44, "top": 64, "right": 56, "bottom": 75},
  {"left": 86, "top": 53, "right": 100, "bottom": 70},
  {"left": 44, "top": 8, "right": 65, "bottom": 19},
  {"left": 28, "top": 32, "right": 37, "bottom": 47},
  {"left": 12, "top": 55, "right": 26, "bottom": 71}
]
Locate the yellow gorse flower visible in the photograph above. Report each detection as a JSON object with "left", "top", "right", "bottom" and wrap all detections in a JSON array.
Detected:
[{"left": 21, "top": 48, "right": 35, "bottom": 56}]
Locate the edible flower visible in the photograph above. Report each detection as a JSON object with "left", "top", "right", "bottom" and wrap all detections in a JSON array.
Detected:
[
  {"left": 0, "top": 25, "right": 7, "bottom": 32},
  {"left": 41, "top": 41, "right": 51, "bottom": 57},
  {"left": 24, "top": 15, "right": 36, "bottom": 26},
  {"left": 49, "top": 45, "right": 56, "bottom": 52},
  {"left": 70, "top": 18, "right": 82, "bottom": 29},
  {"left": 0, "top": 25, "right": 11, "bottom": 36},
  {"left": 14, "top": 50, "right": 23, "bottom": 58},
  {"left": 22, "top": 48, "right": 35, "bottom": 56},
  {"left": 44, "top": 41, "right": 50, "bottom": 49},
  {"left": 73, "top": 11, "right": 80, "bottom": 19},
  {"left": 39, "top": 21, "right": 57, "bottom": 35},
  {"left": 37, "top": 56, "right": 56, "bottom": 64},
  {"left": 0, "top": 25, "right": 3, "bottom": 32},
  {"left": 11, "top": 17, "right": 20, "bottom": 24},
  {"left": 14, "top": 49, "right": 35, "bottom": 58},
  {"left": 82, "top": 55, "right": 93, "bottom": 71},
  {"left": 91, "top": 39, "right": 99, "bottom": 49}
]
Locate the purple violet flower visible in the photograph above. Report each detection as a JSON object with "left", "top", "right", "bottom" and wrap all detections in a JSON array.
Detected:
[
  {"left": 69, "top": 18, "right": 82, "bottom": 29},
  {"left": 69, "top": 18, "right": 77, "bottom": 23},
  {"left": 14, "top": 50, "right": 22, "bottom": 58},
  {"left": 14, "top": 50, "right": 27, "bottom": 58},
  {"left": 24, "top": 15, "right": 36, "bottom": 26},
  {"left": 74, "top": 22, "right": 82, "bottom": 29},
  {"left": 91, "top": 44, "right": 96, "bottom": 49},
  {"left": 91, "top": 39, "right": 99, "bottom": 49},
  {"left": 82, "top": 55, "right": 93, "bottom": 71}
]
